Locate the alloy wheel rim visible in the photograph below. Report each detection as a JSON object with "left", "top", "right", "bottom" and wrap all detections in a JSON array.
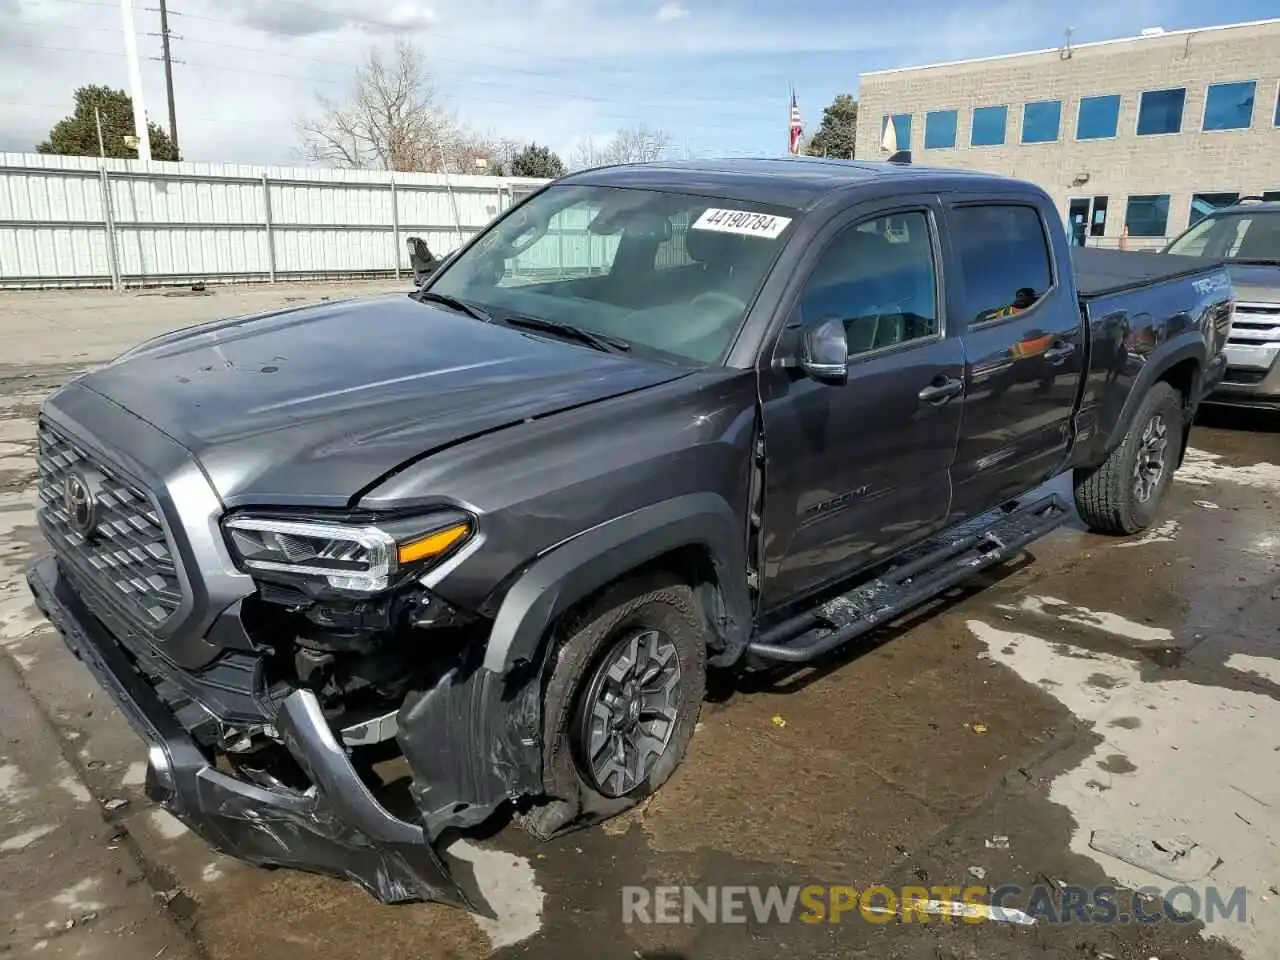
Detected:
[
  {"left": 1132, "top": 413, "right": 1169, "bottom": 503},
  {"left": 574, "top": 628, "right": 682, "bottom": 798}
]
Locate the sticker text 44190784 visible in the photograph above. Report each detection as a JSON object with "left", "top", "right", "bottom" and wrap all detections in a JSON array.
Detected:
[{"left": 691, "top": 208, "right": 793, "bottom": 239}]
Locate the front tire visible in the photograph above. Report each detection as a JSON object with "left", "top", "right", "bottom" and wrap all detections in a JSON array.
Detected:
[
  {"left": 1074, "top": 382, "right": 1183, "bottom": 535},
  {"left": 519, "top": 570, "right": 707, "bottom": 840}
]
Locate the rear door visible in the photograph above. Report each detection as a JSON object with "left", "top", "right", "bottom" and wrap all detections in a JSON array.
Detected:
[
  {"left": 758, "top": 197, "right": 965, "bottom": 606},
  {"left": 945, "top": 198, "right": 1085, "bottom": 517}
]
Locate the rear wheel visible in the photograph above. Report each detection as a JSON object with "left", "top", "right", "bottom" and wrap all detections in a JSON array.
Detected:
[
  {"left": 519, "top": 571, "right": 707, "bottom": 840},
  {"left": 1074, "top": 382, "right": 1183, "bottom": 535}
]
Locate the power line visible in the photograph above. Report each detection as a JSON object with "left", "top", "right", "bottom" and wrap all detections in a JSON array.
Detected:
[
  {"left": 7, "top": 38, "right": 768, "bottom": 123},
  {"left": 22, "top": 0, "right": 815, "bottom": 105}
]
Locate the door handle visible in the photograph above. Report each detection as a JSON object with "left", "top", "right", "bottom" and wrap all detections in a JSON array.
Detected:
[
  {"left": 918, "top": 376, "right": 964, "bottom": 404},
  {"left": 1043, "top": 341, "right": 1076, "bottom": 364}
]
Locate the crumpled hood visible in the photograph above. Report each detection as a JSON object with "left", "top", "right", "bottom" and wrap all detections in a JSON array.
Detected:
[{"left": 79, "top": 295, "right": 688, "bottom": 507}]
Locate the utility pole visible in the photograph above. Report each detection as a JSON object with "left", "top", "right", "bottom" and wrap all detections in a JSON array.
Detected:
[
  {"left": 119, "top": 0, "right": 151, "bottom": 161},
  {"left": 94, "top": 107, "right": 106, "bottom": 157},
  {"left": 158, "top": 0, "right": 179, "bottom": 157}
]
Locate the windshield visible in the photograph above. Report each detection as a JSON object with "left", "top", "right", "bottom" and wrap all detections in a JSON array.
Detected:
[
  {"left": 424, "top": 184, "right": 798, "bottom": 364},
  {"left": 1165, "top": 210, "right": 1280, "bottom": 262}
]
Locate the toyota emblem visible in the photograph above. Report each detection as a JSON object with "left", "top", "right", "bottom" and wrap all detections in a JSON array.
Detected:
[{"left": 63, "top": 470, "right": 98, "bottom": 536}]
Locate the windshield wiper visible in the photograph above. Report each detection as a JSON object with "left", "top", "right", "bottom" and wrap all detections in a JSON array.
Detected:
[
  {"left": 501, "top": 314, "right": 632, "bottom": 353},
  {"left": 414, "top": 290, "right": 493, "bottom": 323}
]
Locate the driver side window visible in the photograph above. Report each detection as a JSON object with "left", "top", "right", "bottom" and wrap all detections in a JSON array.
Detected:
[{"left": 798, "top": 210, "right": 939, "bottom": 357}]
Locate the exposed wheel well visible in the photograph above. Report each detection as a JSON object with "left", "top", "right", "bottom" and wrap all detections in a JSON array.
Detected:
[
  {"left": 1156, "top": 357, "right": 1200, "bottom": 467},
  {"left": 547, "top": 544, "right": 730, "bottom": 658}
]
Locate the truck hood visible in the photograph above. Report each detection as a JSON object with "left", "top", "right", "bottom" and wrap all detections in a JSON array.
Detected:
[
  {"left": 1228, "top": 263, "right": 1280, "bottom": 303},
  {"left": 79, "top": 295, "right": 689, "bottom": 507}
]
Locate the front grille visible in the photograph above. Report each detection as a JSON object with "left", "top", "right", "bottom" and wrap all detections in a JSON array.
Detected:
[
  {"left": 1228, "top": 303, "right": 1280, "bottom": 347},
  {"left": 37, "top": 419, "right": 183, "bottom": 628}
]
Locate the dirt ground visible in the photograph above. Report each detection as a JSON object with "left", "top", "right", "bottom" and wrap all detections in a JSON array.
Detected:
[{"left": 0, "top": 281, "right": 1277, "bottom": 960}]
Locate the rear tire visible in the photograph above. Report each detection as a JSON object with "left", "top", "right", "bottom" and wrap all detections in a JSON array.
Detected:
[
  {"left": 519, "top": 570, "right": 707, "bottom": 840},
  {"left": 1074, "top": 382, "right": 1183, "bottom": 535}
]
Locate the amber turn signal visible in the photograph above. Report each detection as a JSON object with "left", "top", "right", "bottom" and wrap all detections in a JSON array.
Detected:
[{"left": 397, "top": 522, "right": 471, "bottom": 564}]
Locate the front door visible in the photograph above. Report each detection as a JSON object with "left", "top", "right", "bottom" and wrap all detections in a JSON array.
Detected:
[
  {"left": 946, "top": 199, "right": 1085, "bottom": 517},
  {"left": 759, "top": 202, "right": 965, "bottom": 607},
  {"left": 1068, "top": 198, "right": 1089, "bottom": 247}
]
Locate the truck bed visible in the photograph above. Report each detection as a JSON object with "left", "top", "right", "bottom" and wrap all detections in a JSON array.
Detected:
[{"left": 1071, "top": 246, "right": 1224, "bottom": 299}]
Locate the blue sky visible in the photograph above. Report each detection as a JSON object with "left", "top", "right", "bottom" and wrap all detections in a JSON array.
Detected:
[{"left": 3, "top": 0, "right": 1277, "bottom": 167}]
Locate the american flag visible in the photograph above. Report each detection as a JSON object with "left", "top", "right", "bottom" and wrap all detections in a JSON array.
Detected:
[{"left": 789, "top": 90, "right": 803, "bottom": 155}]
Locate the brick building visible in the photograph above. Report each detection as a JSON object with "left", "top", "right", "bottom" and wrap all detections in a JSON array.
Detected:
[{"left": 854, "top": 18, "right": 1280, "bottom": 248}]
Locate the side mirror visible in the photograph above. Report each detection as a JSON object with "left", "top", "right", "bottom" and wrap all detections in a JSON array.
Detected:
[{"left": 799, "top": 317, "right": 849, "bottom": 385}]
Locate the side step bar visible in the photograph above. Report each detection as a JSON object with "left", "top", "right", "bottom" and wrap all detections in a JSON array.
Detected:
[{"left": 745, "top": 494, "right": 1069, "bottom": 665}]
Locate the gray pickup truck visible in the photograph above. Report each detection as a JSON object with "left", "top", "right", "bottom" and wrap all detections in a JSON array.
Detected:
[
  {"left": 26, "top": 158, "right": 1232, "bottom": 911},
  {"left": 1162, "top": 197, "right": 1280, "bottom": 410}
]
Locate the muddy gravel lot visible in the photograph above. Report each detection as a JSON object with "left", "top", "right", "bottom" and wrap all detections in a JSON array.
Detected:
[{"left": 0, "top": 282, "right": 1277, "bottom": 960}]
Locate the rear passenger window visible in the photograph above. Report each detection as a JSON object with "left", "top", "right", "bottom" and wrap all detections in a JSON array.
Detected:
[
  {"left": 950, "top": 205, "right": 1053, "bottom": 324},
  {"left": 799, "top": 210, "right": 939, "bottom": 357}
]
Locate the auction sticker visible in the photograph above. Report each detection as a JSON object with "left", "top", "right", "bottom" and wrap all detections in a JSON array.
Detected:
[{"left": 691, "top": 207, "right": 792, "bottom": 239}]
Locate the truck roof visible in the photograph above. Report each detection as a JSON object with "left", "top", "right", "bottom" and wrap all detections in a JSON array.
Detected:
[{"left": 563, "top": 156, "right": 1022, "bottom": 210}]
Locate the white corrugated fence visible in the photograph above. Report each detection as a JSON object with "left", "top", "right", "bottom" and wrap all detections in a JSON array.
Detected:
[{"left": 0, "top": 152, "right": 550, "bottom": 290}]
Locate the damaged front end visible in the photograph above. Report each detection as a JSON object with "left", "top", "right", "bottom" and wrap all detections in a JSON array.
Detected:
[
  {"left": 25, "top": 399, "right": 554, "bottom": 908},
  {"left": 28, "top": 554, "right": 550, "bottom": 908}
]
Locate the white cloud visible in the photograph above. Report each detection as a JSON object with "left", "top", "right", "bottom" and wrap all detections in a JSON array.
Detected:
[
  {"left": 1, "top": 0, "right": 1197, "bottom": 167},
  {"left": 656, "top": 1, "right": 690, "bottom": 22}
]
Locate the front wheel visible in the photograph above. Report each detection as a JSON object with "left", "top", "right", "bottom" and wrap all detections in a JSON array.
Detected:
[
  {"left": 1074, "top": 382, "right": 1184, "bottom": 535},
  {"left": 519, "top": 571, "right": 707, "bottom": 840}
]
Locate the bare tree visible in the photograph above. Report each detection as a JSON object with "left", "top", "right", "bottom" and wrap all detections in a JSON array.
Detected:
[
  {"left": 570, "top": 125, "right": 672, "bottom": 170},
  {"left": 297, "top": 39, "right": 459, "bottom": 172}
]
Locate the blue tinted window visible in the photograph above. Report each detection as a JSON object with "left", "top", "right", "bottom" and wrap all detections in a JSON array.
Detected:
[
  {"left": 1076, "top": 95, "right": 1120, "bottom": 139},
  {"left": 1124, "top": 195, "right": 1171, "bottom": 237},
  {"left": 882, "top": 114, "right": 912, "bottom": 151},
  {"left": 924, "top": 109, "right": 958, "bottom": 149},
  {"left": 1275, "top": 88, "right": 1280, "bottom": 126},
  {"left": 971, "top": 105, "right": 1007, "bottom": 146},
  {"left": 1137, "top": 88, "right": 1185, "bottom": 135},
  {"left": 1190, "top": 193, "right": 1240, "bottom": 225},
  {"left": 1021, "top": 101, "right": 1061, "bottom": 143},
  {"left": 1203, "top": 81, "right": 1255, "bottom": 131}
]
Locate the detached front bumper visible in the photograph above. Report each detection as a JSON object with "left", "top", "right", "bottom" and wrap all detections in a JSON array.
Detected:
[{"left": 26, "top": 554, "right": 472, "bottom": 909}]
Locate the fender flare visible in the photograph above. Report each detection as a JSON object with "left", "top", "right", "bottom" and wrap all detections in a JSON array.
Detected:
[
  {"left": 1100, "top": 332, "right": 1206, "bottom": 457},
  {"left": 483, "top": 493, "right": 752, "bottom": 673}
]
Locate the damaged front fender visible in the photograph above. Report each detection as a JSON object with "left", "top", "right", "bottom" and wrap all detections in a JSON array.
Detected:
[
  {"left": 397, "top": 656, "right": 545, "bottom": 840},
  {"left": 27, "top": 555, "right": 476, "bottom": 909}
]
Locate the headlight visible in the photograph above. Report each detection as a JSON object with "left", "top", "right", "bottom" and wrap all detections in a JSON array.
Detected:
[{"left": 223, "top": 512, "right": 472, "bottom": 595}]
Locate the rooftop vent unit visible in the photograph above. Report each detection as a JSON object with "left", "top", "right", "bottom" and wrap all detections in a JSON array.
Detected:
[{"left": 1141, "top": 26, "right": 1165, "bottom": 37}]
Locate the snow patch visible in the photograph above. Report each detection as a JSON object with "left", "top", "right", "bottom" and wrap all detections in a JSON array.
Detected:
[
  {"left": 995, "top": 595, "right": 1174, "bottom": 643},
  {"left": 149, "top": 810, "right": 189, "bottom": 840},
  {"left": 57, "top": 777, "right": 91, "bottom": 804},
  {"left": 969, "top": 618, "right": 1280, "bottom": 958},
  {"left": 0, "top": 823, "right": 57, "bottom": 852},
  {"left": 448, "top": 840, "right": 544, "bottom": 948},
  {"left": 1225, "top": 654, "right": 1280, "bottom": 688},
  {"left": 53, "top": 878, "right": 105, "bottom": 913},
  {"left": 0, "top": 764, "right": 33, "bottom": 806},
  {"left": 1115, "top": 519, "right": 1179, "bottom": 548},
  {"left": 1177, "top": 447, "right": 1280, "bottom": 492}
]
